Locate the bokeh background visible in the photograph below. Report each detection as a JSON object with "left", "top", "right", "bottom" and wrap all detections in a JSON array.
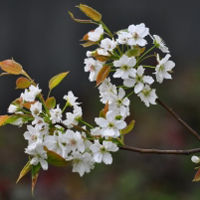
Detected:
[{"left": 0, "top": 0, "right": 200, "bottom": 199}]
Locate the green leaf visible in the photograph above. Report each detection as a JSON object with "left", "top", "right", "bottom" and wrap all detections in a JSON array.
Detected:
[
  {"left": 46, "top": 97, "right": 56, "bottom": 109},
  {"left": 16, "top": 160, "right": 32, "bottom": 183},
  {"left": 44, "top": 146, "right": 70, "bottom": 166},
  {"left": 121, "top": 120, "right": 135, "bottom": 135},
  {"left": 49, "top": 72, "right": 69, "bottom": 90},
  {"left": 31, "top": 164, "right": 41, "bottom": 196},
  {"left": 125, "top": 47, "right": 145, "bottom": 57},
  {"left": 16, "top": 77, "right": 31, "bottom": 89}
]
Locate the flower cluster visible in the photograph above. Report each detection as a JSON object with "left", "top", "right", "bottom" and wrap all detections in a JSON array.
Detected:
[
  {"left": 0, "top": 4, "right": 178, "bottom": 192},
  {"left": 83, "top": 22, "right": 175, "bottom": 107}
]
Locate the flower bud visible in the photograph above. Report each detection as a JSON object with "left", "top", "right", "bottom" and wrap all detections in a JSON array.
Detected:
[{"left": 191, "top": 155, "right": 200, "bottom": 164}]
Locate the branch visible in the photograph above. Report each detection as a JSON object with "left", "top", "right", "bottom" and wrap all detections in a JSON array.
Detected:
[
  {"left": 119, "top": 145, "right": 200, "bottom": 155},
  {"left": 156, "top": 98, "right": 200, "bottom": 142}
]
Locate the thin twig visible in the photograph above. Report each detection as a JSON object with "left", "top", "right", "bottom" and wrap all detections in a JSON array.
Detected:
[
  {"left": 156, "top": 98, "right": 200, "bottom": 142},
  {"left": 119, "top": 145, "right": 200, "bottom": 155}
]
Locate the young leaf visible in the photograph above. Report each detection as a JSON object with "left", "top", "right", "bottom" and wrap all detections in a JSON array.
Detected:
[
  {"left": 46, "top": 97, "right": 56, "bottom": 109},
  {"left": 16, "top": 77, "right": 31, "bottom": 89},
  {"left": 68, "top": 12, "right": 93, "bottom": 24},
  {"left": 31, "top": 164, "right": 41, "bottom": 196},
  {"left": 44, "top": 146, "right": 70, "bottom": 167},
  {"left": 77, "top": 4, "right": 102, "bottom": 22},
  {"left": 49, "top": 72, "right": 69, "bottom": 91},
  {"left": 0, "top": 59, "right": 23, "bottom": 75},
  {"left": 125, "top": 47, "right": 145, "bottom": 57},
  {"left": 16, "top": 160, "right": 32, "bottom": 183},
  {"left": 96, "top": 65, "right": 111, "bottom": 86},
  {"left": 121, "top": 120, "right": 135, "bottom": 135},
  {"left": 193, "top": 169, "right": 200, "bottom": 182},
  {"left": 0, "top": 115, "right": 9, "bottom": 126}
]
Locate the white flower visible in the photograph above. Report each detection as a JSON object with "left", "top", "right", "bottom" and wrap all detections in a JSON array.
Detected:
[
  {"left": 84, "top": 58, "right": 103, "bottom": 82},
  {"left": 113, "top": 55, "right": 137, "bottom": 79},
  {"left": 88, "top": 25, "right": 104, "bottom": 42},
  {"left": 98, "top": 78, "right": 117, "bottom": 104},
  {"left": 44, "top": 131, "right": 65, "bottom": 157},
  {"left": 64, "top": 130, "right": 85, "bottom": 153},
  {"left": 152, "top": 35, "right": 169, "bottom": 53},
  {"left": 191, "top": 155, "right": 200, "bottom": 164},
  {"left": 123, "top": 66, "right": 154, "bottom": 94},
  {"left": 63, "top": 91, "right": 80, "bottom": 107},
  {"left": 30, "top": 101, "right": 42, "bottom": 117},
  {"left": 127, "top": 23, "right": 149, "bottom": 46},
  {"left": 72, "top": 152, "right": 95, "bottom": 176},
  {"left": 20, "top": 85, "right": 42, "bottom": 102},
  {"left": 95, "top": 110, "right": 126, "bottom": 138},
  {"left": 63, "top": 105, "right": 82, "bottom": 128},
  {"left": 117, "top": 31, "right": 132, "bottom": 45},
  {"left": 138, "top": 85, "right": 157, "bottom": 107},
  {"left": 24, "top": 125, "right": 42, "bottom": 146},
  {"left": 109, "top": 87, "right": 130, "bottom": 117},
  {"left": 8, "top": 104, "right": 18, "bottom": 113},
  {"left": 25, "top": 140, "right": 48, "bottom": 170},
  {"left": 90, "top": 140, "right": 119, "bottom": 164},
  {"left": 50, "top": 105, "right": 62, "bottom": 124},
  {"left": 97, "top": 38, "right": 117, "bottom": 56},
  {"left": 155, "top": 54, "right": 175, "bottom": 83}
]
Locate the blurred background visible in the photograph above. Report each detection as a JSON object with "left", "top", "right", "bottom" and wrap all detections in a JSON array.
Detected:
[{"left": 0, "top": 0, "right": 200, "bottom": 199}]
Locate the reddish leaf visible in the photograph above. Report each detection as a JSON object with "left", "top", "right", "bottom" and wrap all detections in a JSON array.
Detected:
[
  {"left": 96, "top": 65, "right": 111, "bottom": 86},
  {"left": 31, "top": 164, "right": 41, "bottom": 196},
  {"left": 0, "top": 59, "right": 23, "bottom": 75},
  {"left": 0, "top": 115, "right": 9, "bottom": 126},
  {"left": 16, "top": 77, "right": 31, "bottom": 89},
  {"left": 77, "top": 4, "right": 102, "bottom": 22},
  {"left": 193, "top": 169, "right": 200, "bottom": 182},
  {"left": 16, "top": 161, "right": 31, "bottom": 183},
  {"left": 46, "top": 97, "right": 56, "bottom": 109}
]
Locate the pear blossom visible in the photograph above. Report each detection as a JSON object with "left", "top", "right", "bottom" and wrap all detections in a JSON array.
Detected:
[
  {"left": 152, "top": 35, "right": 169, "bottom": 53},
  {"left": 63, "top": 130, "right": 85, "bottom": 153},
  {"left": 113, "top": 55, "right": 137, "bottom": 79},
  {"left": 97, "top": 38, "right": 117, "bottom": 56},
  {"left": 84, "top": 57, "right": 103, "bottom": 82},
  {"left": 20, "top": 85, "right": 41, "bottom": 102},
  {"left": 63, "top": 105, "right": 82, "bottom": 128},
  {"left": 95, "top": 110, "right": 126, "bottom": 138},
  {"left": 155, "top": 54, "right": 175, "bottom": 83},
  {"left": 25, "top": 140, "right": 48, "bottom": 170},
  {"left": 123, "top": 66, "right": 154, "bottom": 94},
  {"left": 63, "top": 91, "right": 80, "bottom": 107},
  {"left": 50, "top": 105, "right": 62, "bottom": 124},
  {"left": 138, "top": 85, "right": 157, "bottom": 107},
  {"left": 109, "top": 87, "right": 130, "bottom": 117},
  {"left": 98, "top": 78, "right": 117, "bottom": 104},
  {"left": 90, "top": 140, "right": 119, "bottom": 164},
  {"left": 88, "top": 25, "right": 104, "bottom": 42},
  {"left": 8, "top": 104, "right": 18, "bottom": 113},
  {"left": 72, "top": 151, "right": 95, "bottom": 176},
  {"left": 30, "top": 101, "right": 42, "bottom": 117}
]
